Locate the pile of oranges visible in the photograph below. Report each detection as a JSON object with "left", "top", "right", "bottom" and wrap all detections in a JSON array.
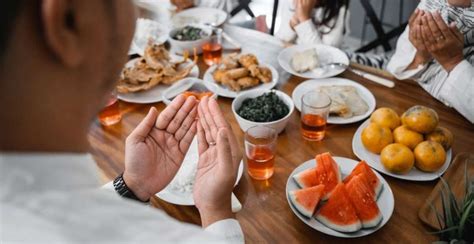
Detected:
[{"left": 361, "top": 105, "right": 453, "bottom": 174}]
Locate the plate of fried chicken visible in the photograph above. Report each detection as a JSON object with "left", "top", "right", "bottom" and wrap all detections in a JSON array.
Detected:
[
  {"left": 203, "top": 53, "right": 279, "bottom": 98},
  {"left": 117, "top": 42, "right": 199, "bottom": 104}
]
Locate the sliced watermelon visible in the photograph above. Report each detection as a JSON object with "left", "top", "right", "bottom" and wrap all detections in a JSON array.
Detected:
[
  {"left": 345, "top": 175, "right": 383, "bottom": 228},
  {"left": 289, "top": 185, "right": 325, "bottom": 218},
  {"left": 343, "top": 161, "right": 383, "bottom": 199},
  {"left": 293, "top": 168, "right": 317, "bottom": 188},
  {"left": 316, "top": 183, "right": 362, "bottom": 233},
  {"left": 293, "top": 156, "right": 327, "bottom": 189},
  {"left": 318, "top": 153, "right": 342, "bottom": 200}
]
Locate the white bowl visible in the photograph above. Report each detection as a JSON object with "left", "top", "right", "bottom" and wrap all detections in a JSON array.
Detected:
[
  {"left": 168, "top": 25, "right": 212, "bottom": 55},
  {"left": 232, "top": 89, "right": 295, "bottom": 134}
]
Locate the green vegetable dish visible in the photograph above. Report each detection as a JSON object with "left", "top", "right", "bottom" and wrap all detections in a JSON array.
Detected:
[
  {"left": 173, "top": 26, "right": 205, "bottom": 41},
  {"left": 238, "top": 92, "right": 289, "bottom": 122}
]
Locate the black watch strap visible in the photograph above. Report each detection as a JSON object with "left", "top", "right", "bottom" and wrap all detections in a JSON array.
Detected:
[{"left": 113, "top": 173, "right": 149, "bottom": 203}]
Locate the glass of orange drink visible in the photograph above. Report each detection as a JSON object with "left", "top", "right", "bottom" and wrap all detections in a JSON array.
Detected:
[
  {"left": 300, "top": 91, "right": 331, "bottom": 141},
  {"left": 245, "top": 126, "right": 277, "bottom": 180}
]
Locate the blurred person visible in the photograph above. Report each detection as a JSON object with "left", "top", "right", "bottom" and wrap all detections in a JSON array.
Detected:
[
  {"left": 0, "top": 0, "right": 243, "bottom": 243},
  {"left": 275, "top": 0, "right": 350, "bottom": 47},
  {"left": 387, "top": 0, "right": 474, "bottom": 123}
]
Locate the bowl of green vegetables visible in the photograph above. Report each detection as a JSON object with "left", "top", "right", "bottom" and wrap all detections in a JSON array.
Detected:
[
  {"left": 169, "top": 25, "right": 212, "bottom": 55},
  {"left": 232, "top": 89, "right": 294, "bottom": 134}
]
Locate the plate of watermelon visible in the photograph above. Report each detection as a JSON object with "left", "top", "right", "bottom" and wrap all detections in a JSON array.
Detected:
[{"left": 286, "top": 153, "right": 394, "bottom": 238}]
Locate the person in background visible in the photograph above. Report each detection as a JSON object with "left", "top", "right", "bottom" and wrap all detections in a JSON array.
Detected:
[
  {"left": 386, "top": 0, "right": 474, "bottom": 123},
  {"left": 0, "top": 0, "right": 244, "bottom": 243},
  {"left": 171, "top": 0, "right": 239, "bottom": 13},
  {"left": 275, "top": 0, "right": 350, "bottom": 47}
]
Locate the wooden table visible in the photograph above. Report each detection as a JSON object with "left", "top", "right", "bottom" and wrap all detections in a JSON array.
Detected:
[{"left": 89, "top": 60, "right": 474, "bottom": 243}]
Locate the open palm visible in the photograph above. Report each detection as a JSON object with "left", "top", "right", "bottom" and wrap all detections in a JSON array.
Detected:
[
  {"left": 193, "top": 97, "right": 241, "bottom": 212},
  {"left": 124, "top": 95, "right": 198, "bottom": 200}
]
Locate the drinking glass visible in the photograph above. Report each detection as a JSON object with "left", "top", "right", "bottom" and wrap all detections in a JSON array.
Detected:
[
  {"left": 98, "top": 89, "right": 122, "bottom": 126},
  {"left": 300, "top": 91, "right": 331, "bottom": 141},
  {"left": 202, "top": 28, "right": 222, "bottom": 66},
  {"left": 245, "top": 126, "right": 277, "bottom": 180}
]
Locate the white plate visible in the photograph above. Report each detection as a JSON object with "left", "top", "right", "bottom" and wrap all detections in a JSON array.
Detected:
[
  {"left": 203, "top": 63, "right": 279, "bottom": 98},
  {"left": 172, "top": 7, "right": 228, "bottom": 27},
  {"left": 278, "top": 44, "right": 349, "bottom": 79},
  {"left": 117, "top": 56, "right": 199, "bottom": 104},
  {"left": 286, "top": 156, "right": 394, "bottom": 238},
  {"left": 292, "top": 78, "right": 376, "bottom": 124},
  {"left": 352, "top": 119, "right": 453, "bottom": 181},
  {"left": 156, "top": 139, "right": 244, "bottom": 205}
]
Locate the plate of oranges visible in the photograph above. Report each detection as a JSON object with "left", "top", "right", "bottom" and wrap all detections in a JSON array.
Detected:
[{"left": 352, "top": 105, "right": 453, "bottom": 181}]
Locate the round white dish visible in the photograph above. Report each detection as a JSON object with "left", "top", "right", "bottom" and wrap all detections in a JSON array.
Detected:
[
  {"left": 352, "top": 119, "right": 452, "bottom": 181},
  {"left": 203, "top": 63, "right": 279, "bottom": 98},
  {"left": 231, "top": 89, "right": 294, "bottom": 134},
  {"left": 278, "top": 44, "right": 349, "bottom": 79},
  {"left": 117, "top": 56, "right": 199, "bottom": 104},
  {"left": 292, "top": 78, "right": 376, "bottom": 124},
  {"left": 172, "top": 7, "right": 228, "bottom": 27},
  {"left": 168, "top": 24, "right": 213, "bottom": 55},
  {"left": 286, "top": 156, "right": 394, "bottom": 238},
  {"left": 156, "top": 139, "right": 244, "bottom": 206}
]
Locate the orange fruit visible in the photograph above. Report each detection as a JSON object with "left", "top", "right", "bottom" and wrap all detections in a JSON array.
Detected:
[
  {"left": 401, "top": 105, "right": 439, "bottom": 134},
  {"left": 393, "top": 125, "right": 424, "bottom": 150},
  {"left": 361, "top": 122, "right": 394, "bottom": 154},
  {"left": 370, "top": 107, "right": 401, "bottom": 130},
  {"left": 425, "top": 127, "right": 454, "bottom": 150},
  {"left": 380, "top": 143, "right": 415, "bottom": 174},
  {"left": 414, "top": 141, "right": 446, "bottom": 172}
]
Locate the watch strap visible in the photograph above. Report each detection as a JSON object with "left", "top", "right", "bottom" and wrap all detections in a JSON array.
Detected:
[{"left": 113, "top": 173, "right": 149, "bottom": 203}]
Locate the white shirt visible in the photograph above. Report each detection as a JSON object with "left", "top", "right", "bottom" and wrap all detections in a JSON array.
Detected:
[
  {"left": 0, "top": 153, "right": 244, "bottom": 243},
  {"left": 387, "top": 0, "right": 474, "bottom": 123},
  {"left": 275, "top": 0, "right": 349, "bottom": 47}
]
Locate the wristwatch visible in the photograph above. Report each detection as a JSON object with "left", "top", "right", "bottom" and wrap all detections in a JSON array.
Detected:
[{"left": 113, "top": 173, "right": 149, "bottom": 203}]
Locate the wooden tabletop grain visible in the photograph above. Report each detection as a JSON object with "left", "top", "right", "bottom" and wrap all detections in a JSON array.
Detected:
[{"left": 88, "top": 60, "right": 474, "bottom": 243}]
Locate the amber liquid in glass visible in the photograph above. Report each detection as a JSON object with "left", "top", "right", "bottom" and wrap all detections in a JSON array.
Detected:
[
  {"left": 202, "top": 43, "right": 222, "bottom": 66},
  {"left": 99, "top": 97, "right": 121, "bottom": 126},
  {"left": 247, "top": 147, "right": 275, "bottom": 180},
  {"left": 301, "top": 114, "right": 326, "bottom": 141}
]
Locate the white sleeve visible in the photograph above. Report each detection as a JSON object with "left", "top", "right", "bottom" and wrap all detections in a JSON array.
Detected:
[
  {"left": 437, "top": 60, "right": 474, "bottom": 123},
  {"left": 205, "top": 219, "right": 244, "bottom": 244},
  {"left": 194, "top": 0, "right": 239, "bottom": 13},
  {"left": 275, "top": 0, "right": 297, "bottom": 43},
  {"left": 293, "top": 6, "right": 347, "bottom": 47},
  {"left": 386, "top": 27, "right": 426, "bottom": 80}
]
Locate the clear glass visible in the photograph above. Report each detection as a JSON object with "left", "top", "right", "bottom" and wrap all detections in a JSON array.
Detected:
[
  {"left": 300, "top": 91, "right": 331, "bottom": 141},
  {"left": 98, "top": 89, "right": 122, "bottom": 126},
  {"left": 202, "top": 28, "right": 223, "bottom": 66},
  {"left": 245, "top": 126, "right": 277, "bottom": 180}
]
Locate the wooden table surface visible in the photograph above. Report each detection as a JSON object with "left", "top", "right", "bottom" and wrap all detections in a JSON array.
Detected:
[{"left": 89, "top": 60, "right": 474, "bottom": 243}]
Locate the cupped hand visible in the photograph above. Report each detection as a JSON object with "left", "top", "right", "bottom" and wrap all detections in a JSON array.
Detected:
[
  {"left": 420, "top": 11, "right": 464, "bottom": 72},
  {"left": 408, "top": 9, "right": 432, "bottom": 63},
  {"left": 123, "top": 95, "right": 198, "bottom": 201},
  {"left": 193, "top": 97, "right": 242, "bottom": 227}
]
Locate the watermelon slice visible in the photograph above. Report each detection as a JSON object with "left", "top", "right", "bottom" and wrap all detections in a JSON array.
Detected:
[
  {"left": 293, "top": 156, "right": 327, "bottom": 188},
  {"left": 316, "top": 183, "right": 362, "bottom": 233},
  {"left": 318, "top": 153, "right": 342, "bottom": 200},
  {"left": 345, "top": 175, "right": 383, "bottom": 228},
  {"left": 293, "top": 168, "right": 317, "bottom": 188},
  {"left": 289, "top": 185, "right": 325, "bottom": 218},
  {"left": 343, "top": 161, "right": 383, "bottom": 199}
]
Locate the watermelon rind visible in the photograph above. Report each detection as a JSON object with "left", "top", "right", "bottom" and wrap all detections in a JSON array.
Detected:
[
  {"left": 289, "top": 191, "right": 313, "bottom": 218},
  {"left": 361, "top": 212, "right": 383, "bottom": 228},
  {"left": 315, "top": 214, "right": 362, "bottom": 233},
  {"left": 374, "top": 181, "right": 384, "bottom": 200}
]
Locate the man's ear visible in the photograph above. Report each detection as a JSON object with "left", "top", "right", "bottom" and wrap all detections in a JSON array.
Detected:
[{"left": 41, "top": 0, "right": 84, "bottom": 67}]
